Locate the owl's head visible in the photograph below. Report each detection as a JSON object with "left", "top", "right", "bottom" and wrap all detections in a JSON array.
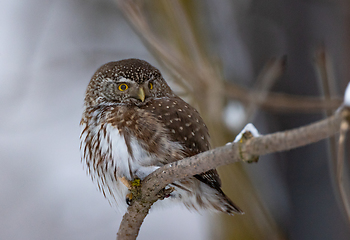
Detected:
[{"left": 85, "top": 58, "right": 174, "bottom": 107}]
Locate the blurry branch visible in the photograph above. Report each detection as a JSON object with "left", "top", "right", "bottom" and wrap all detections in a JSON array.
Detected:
[
  {"left": 314, "top": 48, "right": 338, "bottom": 135},
  {"left": 116, "top": 0, "right": 343, "bottom": 116},
  {"left": 314, "top": 47, "right": 338, "bottom": 115},
  {"left": 117, "top": 108, "right": 348, "bottom": 240},
  {"left": 225, "top": 83, "right": 342, "bottom": 112},
  {"left": 227, "top": 48, "right": 341, "bottom": 113},
  {"left": 337, "top": 0, "right": 350, "bottom": 226},
  {"left": 337, "top": 111, "right": 350, "bottom": 225},
  {"left": 314, "top": 47, "right": 339, "bottom": 206},
  {"left": 245, "top": 56, "right": 286, "bottom": 121},
  {"left": 314, "top": 48, "right": 350, "bottom": 226}
]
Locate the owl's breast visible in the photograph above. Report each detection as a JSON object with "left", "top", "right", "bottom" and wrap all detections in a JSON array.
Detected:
[
  {"left": 104, "top": 123, "right": 160, "bottom": 180},
  {"left": 108, "top": 105, "right": 184, "bottom": 167}
]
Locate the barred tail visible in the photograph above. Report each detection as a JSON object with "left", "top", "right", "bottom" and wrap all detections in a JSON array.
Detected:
[
  {"left": 169, "top": 178, "right": 244, "bottom": 215},
  {"left": 219, "top": 191, "right": 244, "bottom": 215}
]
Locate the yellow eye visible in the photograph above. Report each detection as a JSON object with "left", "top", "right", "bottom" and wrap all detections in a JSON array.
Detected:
[
  {"left": 148, "top": 82, "right": 153, "bottom": 90},
  {"left": 118, "top": 83, "right": 128, "bottom": 91}
]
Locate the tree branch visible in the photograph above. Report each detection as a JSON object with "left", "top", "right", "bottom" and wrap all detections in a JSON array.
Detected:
[
  {"left": 224, "top": 82, "right": 342, "bottom": 112},
  {"left": 245, "top": 56, "right": 286, "bottom": 121},
  {"left": 336, "top": 113, "right": 350, "bottom": 225},
  {"left": 117, "top": 108, "right": 348, "bottom": 240}
]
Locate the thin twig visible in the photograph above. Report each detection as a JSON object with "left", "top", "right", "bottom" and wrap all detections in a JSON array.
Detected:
[
  {"left": 314, "top": 47, "right": 341, "bottom": 209},
  {"left": 117, "top": 108, "right": 345, "bottom": 240},
  {"left": 225, "top": 82, "right": 342, "bottom": 112},
  {"left": 336, "top": 110, "right": 350, "bottom": 225},
  {"left": 314, "top": 47, "right": 337, "bottom": 114},
  {"left": 245, "top": 56, "right": 286, "bottom": 121}
]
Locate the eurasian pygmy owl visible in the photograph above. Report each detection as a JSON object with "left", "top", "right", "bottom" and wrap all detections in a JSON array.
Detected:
[{"left": 80, "top": 58, "right": 243, "bottom": 215}]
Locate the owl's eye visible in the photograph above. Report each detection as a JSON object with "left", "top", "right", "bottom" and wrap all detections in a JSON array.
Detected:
[
  {"left": 118, "top": 83, "right": 128, "bottom": 91},
  {"left": 148, "top": 82, "right": 153, "bottom": 90}
]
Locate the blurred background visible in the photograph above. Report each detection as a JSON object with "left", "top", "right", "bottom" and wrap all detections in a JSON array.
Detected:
[{"left": 1, "top": 0, "right": 350, "bottom": 239}]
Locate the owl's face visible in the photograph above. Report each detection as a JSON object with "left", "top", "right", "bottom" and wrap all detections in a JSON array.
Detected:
[
  {"left": 101, "top": 76, "right": 156, "bottom": 105},
  {"left": 85, "top": 59, "right": 174, "bottom": 107}
]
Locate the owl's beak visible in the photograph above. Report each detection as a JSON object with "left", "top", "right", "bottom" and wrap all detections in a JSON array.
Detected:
[{"left": 137, "top": 87, "right": 145, "bottom": 102}]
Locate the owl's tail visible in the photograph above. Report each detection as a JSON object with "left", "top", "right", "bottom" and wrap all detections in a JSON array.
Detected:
[
  {"left": 216, "top": 188, "right": 244, "bottom": 215},
  {"left": 170, "top": 178, "right": 244, "bottom": 215}
]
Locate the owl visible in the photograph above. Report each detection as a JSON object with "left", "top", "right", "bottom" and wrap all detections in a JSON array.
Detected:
[{"left": 80, "top": 58, "right": 243, "bottom": 215}]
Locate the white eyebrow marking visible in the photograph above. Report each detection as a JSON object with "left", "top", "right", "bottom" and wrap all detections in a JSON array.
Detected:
[{"left": 115, "top": 77, "right": 135, "bottom": 83}]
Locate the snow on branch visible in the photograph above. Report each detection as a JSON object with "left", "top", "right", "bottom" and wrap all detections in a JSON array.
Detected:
[
  {"left": 233, "top": 123, "right": 260, "bottom": 143},
  {"left": 344, "top": 82, "right": 350, "bottom": 106}
]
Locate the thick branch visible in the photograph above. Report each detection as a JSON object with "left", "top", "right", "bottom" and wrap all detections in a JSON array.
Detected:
[
  {"left": 116, "top": 199, "right": 154, "bottom": 239},
  {"left": 117, "top": 109, "right": 346, "bottom": 240}
]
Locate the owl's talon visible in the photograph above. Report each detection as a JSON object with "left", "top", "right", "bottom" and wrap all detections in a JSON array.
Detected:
[
  {"left": 126, "top": 193, "right": 133, "bottom": 206},
  {"left": 157, "top": 187, "right": 175, "bottom": 200}
]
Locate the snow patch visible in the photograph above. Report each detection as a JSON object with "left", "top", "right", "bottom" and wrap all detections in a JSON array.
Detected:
[
  {"left": 233, "top": 123, "right": 260, "bottom": 143},
  {"left": 344, "top": 82, "right": 350, "bottom": 106}
]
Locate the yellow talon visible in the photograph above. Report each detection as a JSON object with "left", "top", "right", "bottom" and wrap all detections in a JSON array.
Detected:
[
  {"left": 126, "top": 193, "right": 133, "bottom": 206},
  {"left": 122, "top": 177, "right": 142, "bottom": 206}
]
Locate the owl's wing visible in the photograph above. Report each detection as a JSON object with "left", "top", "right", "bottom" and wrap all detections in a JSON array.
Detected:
[
  {"left": 194, "top": 169, "right": 222, "bottom": 189},
  {"left": 143, "top": 97, "right": 223, "bottom": 191}
]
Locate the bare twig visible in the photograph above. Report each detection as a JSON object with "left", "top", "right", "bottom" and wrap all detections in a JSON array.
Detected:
[
  {"left": 336, "top": 109, "right": 350, "bottom": 225},
  {"left": 245, "top": 56, "right": 286, "bottom": 121},
  {"left": 117, "top": 108, "right": 346, "bottom": 240},
  {"left": 314, "top": 48, "right": 338, "bottom": 156},
  {"left": 314, "top": 47, "right": 337, "bottom": 113},
  {"left": 225, "top": 82, "right": 342, "bottom": 112},
  {"left": 313, "top": 49, "right": 350, "bottom": 226}
]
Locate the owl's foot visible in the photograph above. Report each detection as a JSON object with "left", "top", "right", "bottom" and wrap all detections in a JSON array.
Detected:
[
  {"left": 126, "top": 193, "right": 133, "bottom": 206},
  {"left": 156, "top": 187, "right": 175, "bottom": 200},
  {"left": 125, "top": 177, "right": 142, "bottom": 206}
]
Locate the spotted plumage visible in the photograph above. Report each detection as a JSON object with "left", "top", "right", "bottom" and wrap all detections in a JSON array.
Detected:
[{"left": 80, "top": 58, "right": 243, "bottom": 214}]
